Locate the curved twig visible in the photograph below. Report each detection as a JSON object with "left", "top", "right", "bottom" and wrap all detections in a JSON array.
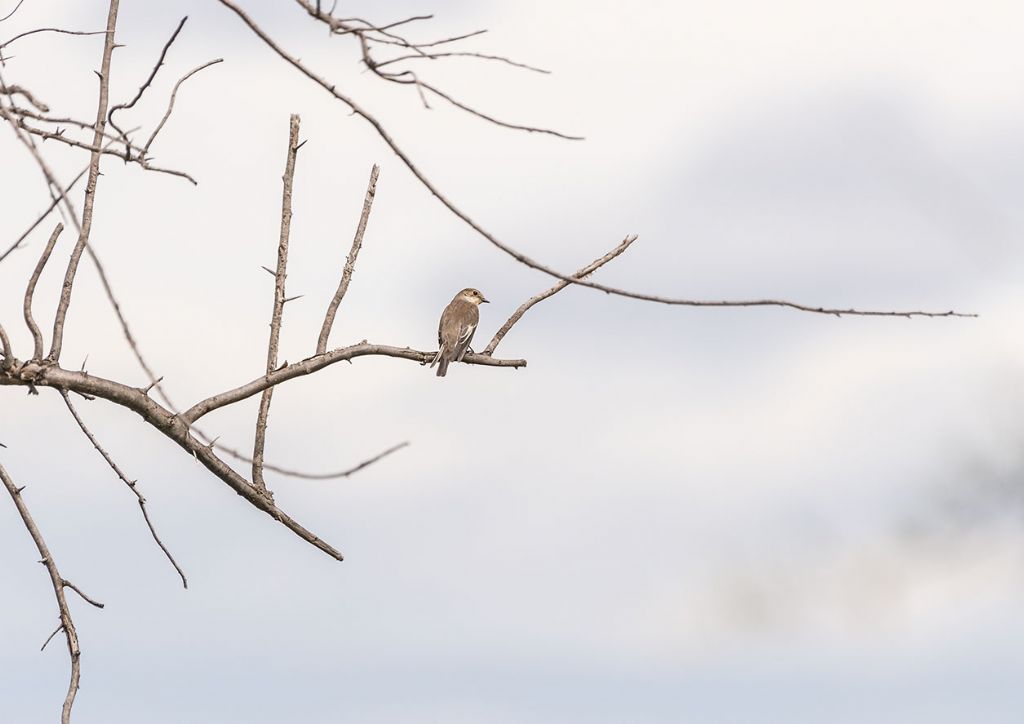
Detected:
[
  {"left": 60, "top": 390, "right": 188, "bottom": 588},
  {"left": 107, "top": 16, "right": 187, "bottom": 153},
  {"left": 23, "top": 223, "right": 63, "bottom": 359},
  {"left": 484, "top": 235, "right": 637, "bottom": 355},
  {"left": 141, "top": 57, "right": 223, "bottom": 158}
]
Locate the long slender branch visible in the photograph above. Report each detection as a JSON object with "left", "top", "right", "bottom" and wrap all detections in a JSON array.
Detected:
[
  {"left": 0, "top": 28, "right": 109, "bottom": 56},
  {"left": 60, "top": 390, "right": 188, "bottom": 588},
  {"left": 316, "top": 164, "right": 379, "bottom": 354},
  {"left": 23, "top": 223, "right": 62, "bottom": 359},
  {"left": 1, "top": 462, "right": 101, "bottom": 724},
  {"left": 107, "top": 16, "right": 186, "bottom": 151},
  {"left": 216, "top": 439, "right": 408, "bottom": 480},
  {"left": 265, "top": 441, "right": 410, "bottom": 480},
  {"left": 48, "top": 0, "right": 120, "bottom": 362},
  {"left": 252, "top": 114, "right": 300, "bottom": 495},
  {"left": 220, "top": 0, "right": 974, "bottom": 319}
]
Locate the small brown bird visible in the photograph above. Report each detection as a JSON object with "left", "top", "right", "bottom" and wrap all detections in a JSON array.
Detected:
[{"left": 430, "top": 287, "right": 489, "bottom": 377}]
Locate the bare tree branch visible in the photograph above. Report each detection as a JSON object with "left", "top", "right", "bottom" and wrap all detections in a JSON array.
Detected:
[
  {"left": 1, "top": 363, "right": 346, "bottom": 560},
  {"left": 484, "top": 234, "right": 638, "bottom": 355},
  {"left": 0, "top": 82, "right": 48, "bottom": 110},
  {"left": 263, "top": 440, "right": 410, "bottom": 480},
  {"left": 0, "top": 165, "right": 85, "bottom": 264},
  {"left": 252, "top": 113, "right": 301, "bottom": 496},
  {"left": 107, "top": 16, "right": 186, "bottom": 154},
  {"left": 220, "top": 0, "right": 974, "bottom": 319},
  {"left": 373, "top": 51, "right": 551, "bottom": 74},
  {"left": 1, "top": 461, "right": 101, "bottom": 724},
  {"left": 61, "top": 579, "right": 105, "bottom": 609},
  {"left": 141, "top": 57, "right": 223, "bottom": 159},
  {"left": 0, "top": 0, "right": 26, "bottom": 25},
  {"left": 180, "top": 343, "right": 526, "bottom": 425},
  {"left": 317, "top": 163, "right": 379, "bottom": 355},
  {"left": 23, "top": 222, "right": 62, "bottom": 359},
  {"left": 0, "top": 28, "right": 109, "bottom": 58},
  {"left": 60, "top": 390, "right": 188, "bottom": 588},
  {"left": 48, "top": 0, "right": 120, "bottom": 362}
]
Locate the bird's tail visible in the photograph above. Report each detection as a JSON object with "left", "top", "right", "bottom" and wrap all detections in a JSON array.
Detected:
[{"left": 436, "top": 356, "right": 449, "bottom": 377}]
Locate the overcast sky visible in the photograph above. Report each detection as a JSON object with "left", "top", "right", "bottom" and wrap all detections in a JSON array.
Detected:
[{"left": 2, "top": 1, "right": 1024, "bottom": 722}]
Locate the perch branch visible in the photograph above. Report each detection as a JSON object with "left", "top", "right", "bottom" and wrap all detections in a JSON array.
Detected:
[
  {"left": 181, "top": 343, "right": 525, "bottom": 424},
  {"left": 0, "top": 363, "right": 345, "bottom": 559}
]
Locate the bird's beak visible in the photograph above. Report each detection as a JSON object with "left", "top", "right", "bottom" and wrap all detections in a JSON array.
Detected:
[{"left": 481, "top": 298, "right": 490, "bottom": 304}]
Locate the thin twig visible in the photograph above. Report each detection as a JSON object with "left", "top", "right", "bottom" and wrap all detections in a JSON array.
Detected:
[
  {"left": 1, "top": 462, "right": 94, "bottom": 724},
  {"left": 316, "top": 164, "right": 379, "bottom": 354},
  {"left": 40, "top": 622, "right": 63, "bottom": 652},
  {"left": 484, "top": 235, "right": 638, "bottom": 355},
  {"left": 398, "top": 75, "right": 583, "bottom": 140},
  {"left": 23, "top": 223, "right": 63, "bottom": 359},
  {"left": 107, "top": 16, "right": 186, "bottom": 153},
  {"left": 0, "top": 28, "right": 109, "bottom": 56},
  {"left": 219, "top": 0, "right": 975, "bottom": 319},
  {"left": 0, "top": 0, "right": 25, "bottom": 24},
  {"left": 48, "top": 0, "right": 120, "bottom": 363},
  {"left": 263, "top": 441, "right": 410, "bottom": 480},
  {"left": 60, "top": 390, "right": 188, "bottom": 588},
  {"left": 252, "top": 114, "right": 301, "bottom": 495},
  {"left": 61, "top": 579, "right": 105, "bottom": 609},
  {"left": 373, "top": 51, "right": 551, "bottom": 74},
  {"left": 141, "top": 57, "right": 223, "bottom": 158}
]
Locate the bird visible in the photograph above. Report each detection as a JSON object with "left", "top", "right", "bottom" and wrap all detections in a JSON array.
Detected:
[{"left": 430, "top": 287, "right": 489, "bottom": 377}]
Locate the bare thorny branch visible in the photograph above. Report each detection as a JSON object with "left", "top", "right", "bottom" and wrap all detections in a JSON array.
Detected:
[
  {"left": 252, "top": 113, "right": 302, "bottom": 497},
  {"left": 1, "top": 2, "right": 978, "bottom": 720}
]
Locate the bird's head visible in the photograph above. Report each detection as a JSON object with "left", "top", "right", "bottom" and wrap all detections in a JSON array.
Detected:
[{"left": 458, "top": 288, "right": 489, "bottom": 305}]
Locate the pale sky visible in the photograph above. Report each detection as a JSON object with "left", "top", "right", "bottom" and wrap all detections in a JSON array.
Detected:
[{"left": 2, "top": 1, "right": 1024, "bottom": 722}]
